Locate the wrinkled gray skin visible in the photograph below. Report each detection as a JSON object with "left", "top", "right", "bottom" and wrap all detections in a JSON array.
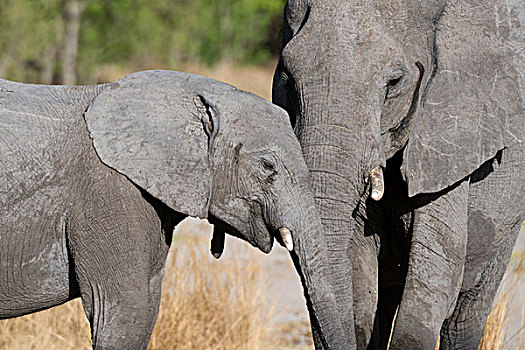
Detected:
[
  {"left": 0, "top": 70, "right": 350, "bottom": 349},
  {"left": 273, "top": 0, "right": 524, "bottom": 349}
]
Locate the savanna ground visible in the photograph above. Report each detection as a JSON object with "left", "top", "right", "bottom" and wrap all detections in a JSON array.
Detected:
[{"left": 0, "top": 64, "right": 524, "bottom": 349}]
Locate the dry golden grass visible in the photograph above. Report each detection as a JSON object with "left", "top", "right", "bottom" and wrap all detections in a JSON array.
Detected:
[
  {"left": 0, "top": 300, "right": 91, "bottom": 350},
  {"left": 0, "top": 221, "right": 280, "bottom": 349},
  {"left": 479, "top": 254, "right": 525, "bottom": 350},
  {"left": 180, "top": 62, "right": 276, "bottom": 101},
  {"left": 148, "top": 227, "right": 277, "bottom": 350}
]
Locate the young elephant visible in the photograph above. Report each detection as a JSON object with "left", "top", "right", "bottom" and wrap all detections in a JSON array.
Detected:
[{"left": 0, "top": 71, "right": 349, "bottom": 349}]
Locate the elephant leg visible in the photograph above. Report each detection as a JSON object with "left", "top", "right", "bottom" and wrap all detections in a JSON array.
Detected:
[
  {"left": 439, "top": 149, "right": 524, "bottom": 350},
  {"left": 80, "top": 270, "right": 163, "bottom": 350},
  {"left": 72, "top": 223, "right": 167, "bottom": 350},
  {"left": 390, "top": 181, "right": 470, "bottom": 350},
  {"left": 68, "top": 178, "right": 172, "bottom": 349}
]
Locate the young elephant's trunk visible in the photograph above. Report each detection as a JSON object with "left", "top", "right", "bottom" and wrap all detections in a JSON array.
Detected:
[{"left": 280, "top": 189, "right": 354, "bottom": 349}]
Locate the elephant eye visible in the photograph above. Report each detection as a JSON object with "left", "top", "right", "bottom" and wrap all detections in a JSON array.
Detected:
[
  {"left": 261, "top": 158, "right": 278, "bottom": 184},
  {"left": 384, "top": 72, "right": 405, "bottom": 101},
  {"left": 387, "top": 77, "right": 402, "bottom": 88},
  {"left": 261, "top": 158, "right": 276, "bottom": 172}
]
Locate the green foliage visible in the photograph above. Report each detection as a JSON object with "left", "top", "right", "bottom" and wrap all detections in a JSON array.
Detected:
[
  {"left": 0, "top": 0, "right": 286, "bottom": 84},
  {"left": 174, "top": 0, "right": 285, "bottom": 65},
  {"left": 0, "top": 0, "right": 64, "bottom": 83}
]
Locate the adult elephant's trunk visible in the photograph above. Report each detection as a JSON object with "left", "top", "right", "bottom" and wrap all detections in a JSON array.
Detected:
[
  {"left": 292, "top": 83, "right": 386, "bottom": 348},
  {"left": 273, "top": 4, "right": 390, "bottom": 347}
]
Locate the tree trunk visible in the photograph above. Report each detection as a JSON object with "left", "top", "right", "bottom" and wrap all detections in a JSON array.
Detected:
[
  {"left": 41, "top": 48, "right": 56, "bottom": 84},
  {"left": 62, "top": 0, "right": 85, "bottom": 85}
]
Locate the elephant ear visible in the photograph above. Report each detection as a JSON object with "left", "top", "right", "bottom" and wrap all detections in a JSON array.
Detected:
[
  {"left": 402, "top": 1, "right": 524, "bottom": 197},
  {"left": 84, "top": 70, "right": 218, "bottom": 218}
]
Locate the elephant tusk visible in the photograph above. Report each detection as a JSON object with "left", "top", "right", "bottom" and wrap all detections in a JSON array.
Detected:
[
  {"left": 369, "top": 166, "right": 384, "bottom": 201},
  {"left": 279, "top": 227, "right": 294, "bottom": 251}
]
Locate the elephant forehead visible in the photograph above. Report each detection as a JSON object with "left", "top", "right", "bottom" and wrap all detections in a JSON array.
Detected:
[
  {"left": 235, "top": 91, "right": 290, "bottom": 120},
  {"left": 224, "top": 114, "right": 296, "bottom": 149},
  {"left": 220, "top": 93, "right": 293, "bottom": 136}
]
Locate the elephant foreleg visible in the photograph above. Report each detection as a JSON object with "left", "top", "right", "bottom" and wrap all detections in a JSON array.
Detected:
[
  {"left": 68, "top": 175, "right": 173, "bottom": 349},
  {"left": 369, "top": 162, "right": 412, "bottom": 350},
  {"left": 70, "top": 216, "right": 168, "bottom": 350},
  {"left": 439, "top": 148, "right": 525, "bottom": 350},
  {"left": 389, "top": 180, "right": 470, "bottom": 350},
  {"left": 439, "top": 221, "right": 520, "bottom": 350},
  {"left": 80, "top": 275, "right": 163, "bottom": 350}
]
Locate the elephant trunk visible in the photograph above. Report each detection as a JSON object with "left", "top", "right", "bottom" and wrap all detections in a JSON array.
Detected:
[{"left": 292, "top": 80, "right": 386, "bottom": 346}]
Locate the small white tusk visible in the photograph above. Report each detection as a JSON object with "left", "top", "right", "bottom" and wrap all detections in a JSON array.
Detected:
[
  {"left": 369, "top": 166, "right": 384, "bottom": 201},
  {"left": 279, "top": 227, "right": 294, "bottom": 251}
]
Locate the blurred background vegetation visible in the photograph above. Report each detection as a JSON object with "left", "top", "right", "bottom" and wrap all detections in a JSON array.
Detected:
[{"left": 0, "top": 0, "right": 285, "bottom": 85}]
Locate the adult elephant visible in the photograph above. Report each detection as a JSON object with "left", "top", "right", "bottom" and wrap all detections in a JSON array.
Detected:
[
  {"left": 0, "top": 71, "right": 349, "bottom": 349},
  {"left": 273, "top": 0, "right": 524, "bottom": 349}
]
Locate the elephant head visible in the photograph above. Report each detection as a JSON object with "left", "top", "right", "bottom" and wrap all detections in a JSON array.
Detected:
[
  {"left": 273, "top": 0, "right": 524, "bottom": 347},
  {"left": 83, "top": 70, "right": 350, "bottom": 348}
]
